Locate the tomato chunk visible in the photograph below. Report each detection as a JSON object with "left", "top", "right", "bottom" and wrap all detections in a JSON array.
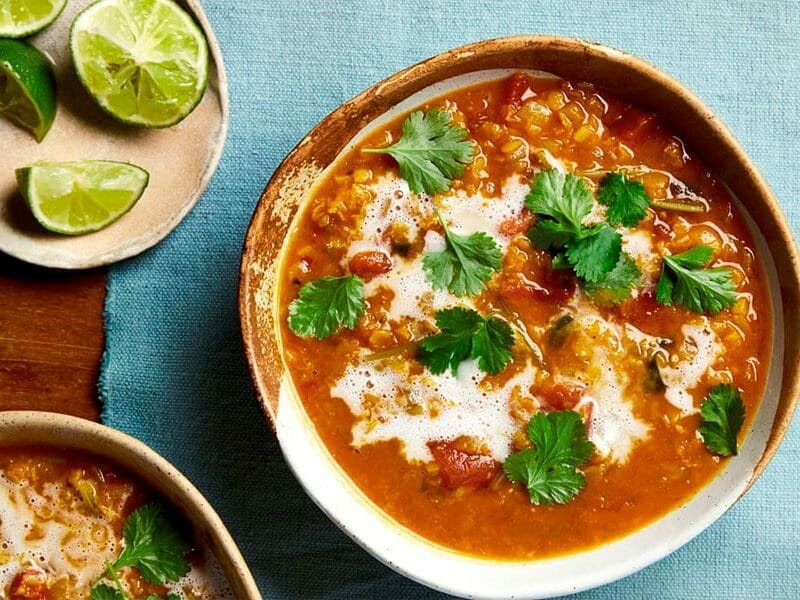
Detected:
[
  {"left": 502, "top": 72, "right": 535, "bottom": 109},
  {"left": 10, "top": 569, "right": 47, "bottom": 600},
  {"left": 535, "top": 381, "right": 586, "bottom": 411},
  {"left": 499, "top": 209, "right": 535, "bottom": 237},
  {"left": 428, "top": 441, "right": 499, "bottom": 488},
  {"left": 348, "top": 251, "right": 393, "bottom": 279}
]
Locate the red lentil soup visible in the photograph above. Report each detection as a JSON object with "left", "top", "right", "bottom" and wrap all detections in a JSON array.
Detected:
[
  {"left": 277, "top": 73, "right": 771, "bottom": 559},
  {"left": 0, "top": 446, "right": 233, "bottom": 599}
]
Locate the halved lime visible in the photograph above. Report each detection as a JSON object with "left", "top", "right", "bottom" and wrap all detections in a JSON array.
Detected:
[
  {"left": 0, "top": 39, "right": 56, "bottom": 142},
  {"left": 16, "top": 161, "right": 150, "bottom": 235},
  {"left": 0, "top": 0, "right": 67, "bottom": 38},
  {"left": 70, "top": 0, "right": 209, "bottom": 128}
]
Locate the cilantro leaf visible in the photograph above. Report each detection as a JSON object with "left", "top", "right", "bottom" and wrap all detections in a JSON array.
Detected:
[
  {"left": 363, "top": 109, "right": 475, "bottom": 195},
  {"left": 699, "top": 384, "right": 745, "bottom": 457},
  {"left": 503, "top": 411, "right": 595, "bottom": 505},
  {"left": 418, "top": 307, "right": 514, "bottom": 376},
  {"left": 423, "top": 211, "right": 503, "bottom": 297},
  {"left": 91, "top": 585, "right": 125, "bottom": 600},
  {"left": 656, "top": 245, "right": 737, "bottom": 314},
  {"left": 472, "top": 313, "right": 515, "bottom": 374},
  {"left": 108, "top": 504, "right": 190, "bottom": 585},
  {"left": 597, "top": 172, "right": 651, "bottom": 227},
  {"left": 583, "top": 252, "right": 641, "bottom": 304},
  {"left": 565, "top": 223, "right": 622, "bottom": 283},
  {"left": 288, "top": 275, "right": 366, "bottom": 339},
  {"left": 525, "top": 170, "right": 593, "bottom": 236},
  {"left": 527, "top": 218, "right": 574, "bottom": 250}
]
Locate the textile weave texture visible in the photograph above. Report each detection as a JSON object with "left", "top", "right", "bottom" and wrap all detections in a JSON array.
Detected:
[{"left": 101, "top": 1, "right": 800, "bottom": 597}]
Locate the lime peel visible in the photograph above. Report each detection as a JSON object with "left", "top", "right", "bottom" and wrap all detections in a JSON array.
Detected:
[
  {"left": 17, "top": 161, "right": 150, "bottom": 235},
  {"left": 70, "top": 0, "right": 209, "bottom": 128},
  {"left": 0, "top": 39, "right": 57, "bottom": 142},
  {"left": 0, "top": 0, "right": 67, "bottom": 38}
]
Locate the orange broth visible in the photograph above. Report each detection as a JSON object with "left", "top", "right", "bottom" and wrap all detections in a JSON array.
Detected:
[{"left": 277, "top": 73, "right": 771, "bottom": 559}]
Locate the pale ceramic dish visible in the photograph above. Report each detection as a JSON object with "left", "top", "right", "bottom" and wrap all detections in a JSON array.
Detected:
[
  {"left": 0, "top": 0, "right": 229, "bottom": 269},
  {"left": 239, "top": 37, "right": 800, "bottom": 598},
  {"left": 0, "top": 411, "right": 261, "bottom": 599}
]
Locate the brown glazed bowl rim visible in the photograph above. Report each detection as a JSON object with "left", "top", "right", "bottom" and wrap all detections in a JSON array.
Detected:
[
  {"left": 239, "top": 35, "right": 800, "bottom": 597},
  {"left": 0, "top": 410, "right": 262, "bottom": 599}
]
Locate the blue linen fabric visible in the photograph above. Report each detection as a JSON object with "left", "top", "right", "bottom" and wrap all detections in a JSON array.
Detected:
[{"left": 101, "top": 1, "right": 800, "bottom": 597}]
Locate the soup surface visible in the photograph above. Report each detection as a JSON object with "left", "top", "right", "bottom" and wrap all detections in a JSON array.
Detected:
[
  {"left": 277, "top": 73, "right": 771, "bottom": 559},
  {"left": 0, "top": 446, "right": 234, "bottom": 599}
]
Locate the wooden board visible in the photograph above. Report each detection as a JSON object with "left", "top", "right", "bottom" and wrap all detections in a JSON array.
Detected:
[{"left": 0, "top": 254, "right": 104, "bottom": 420}]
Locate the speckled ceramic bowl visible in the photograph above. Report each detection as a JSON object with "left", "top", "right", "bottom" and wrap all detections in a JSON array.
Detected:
[
  {"left": 239, "top": 36, "right": 800, "bottom": 599},
  {"left": 0, "top": 411, "right": 261, "bottom": 599}
]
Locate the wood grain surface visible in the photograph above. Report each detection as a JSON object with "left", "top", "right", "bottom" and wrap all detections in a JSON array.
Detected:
[{"left": 0, "top": 254, "right": 104, "bottom": 421}]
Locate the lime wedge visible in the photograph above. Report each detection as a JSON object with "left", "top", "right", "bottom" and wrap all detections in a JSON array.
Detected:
[
  {"left": 70, "top": 0, "right": 209, "bottom": 128},
  {"left": 16, "top": 161, "right": 150, "bottom": 235},
  {"left": 0, "top": 39, "right": 56, "bottom": 142},
  {"left": 0, "top": 0, "right": 67, "bottom": 38}
]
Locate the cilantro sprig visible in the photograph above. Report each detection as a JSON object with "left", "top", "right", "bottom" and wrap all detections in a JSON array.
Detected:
[
  {"left": 91, "top": 504, "right": 189, "bottom": 600},
  {"left": 91, "top": 585, "right": 179, "bottom": 600},
  {"left": 363, "top": 108, "right": 475, "bottom": 195},
  {"left": 525, "top": 170, "right": 640, "bottom": 301},
  {"left": 698, "top": 384, "right": 745, "bottom": 457},
  {"left": 503, "top": 411, "right": 595, "bottom": 505},
  {"left": 597, "top": 172, "right": 651, "bottom": 227},
  {"left": 655, "top": 245, "right": 737, "bottom": 314},
  {"left": 288, "top": 275, "right": 366, "bottom": 339},
  {"left": 417, "top": 307, "right": 514, "bottom": 376},
  {"left": 582, "top": 253, "right": 641, "bottom": 304},
  {"left": 423, "top": 210, "right": 503, "bottom": 297}
]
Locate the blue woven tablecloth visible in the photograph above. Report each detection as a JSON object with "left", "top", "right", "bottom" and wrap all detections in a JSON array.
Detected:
[{"left": 101, "top": 1, "right": 800, "bottom": 597}]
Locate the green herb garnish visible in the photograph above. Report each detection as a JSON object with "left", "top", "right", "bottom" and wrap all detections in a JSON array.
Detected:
[
  {"left": 503, "top": 410, "right": 595, "bottom": 505},
  {"left": 655, "top": 245, "right": 737, "bottom": 314},
  {"left": 597, "top": 172, "right": 651, "bottom": 227},
  {"left": 91, "top": 504, "right": 189, "bottom": 600},
  {"left": 363, "top": 108, "right": 475, "bottom": 195},
  {"left": 525, "top": 170, "right": 640, "bottom": 300},
  {"left": 288, "top": 275, "right": 366, "bottom": 339},
  {"left": 91, "top": 585, "right": 124, "bottom": 600},
  {"left": 582, "top": 253, "right": 642, "bottom": 304},
  {"left": 699, "top": 384, "right": 745, "bottom": 457},
  {"left": 422, "top": 210, "right": 503, "bottom": 297},
  {"left": 417, "top": 307, "right": 514, "bottom": 376}
]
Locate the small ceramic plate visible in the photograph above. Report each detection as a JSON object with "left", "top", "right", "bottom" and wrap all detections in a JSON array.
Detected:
[{"left": 0, "top": 0, "right": 229, "bottom": 269}]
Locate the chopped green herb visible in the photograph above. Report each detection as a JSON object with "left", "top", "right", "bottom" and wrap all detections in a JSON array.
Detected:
[
  {"left": 92, "top": 505, "right": 190, "bottom": 600},
  {"left": 417, "top": 307, "right": 514, "bottom": 376},
  {"left": 525, "top": 169, "right": 638, "bottom": 299},
  {"left": 422, "top": 210, "right": 503, "bottom": 297},
  {"left": 546, "top": 313, "right": 574, "bottom": 348},
  {"left": 655, "top": 245, "right": 737, "bottom": 314},
  {"left": 565, "top": 223, "right": 622, "bottom": 283},
  {"left": 597, "top": 172, "right": 651, "bottom": 227},
  {"left": 503, "top": 411, "right": 595, "bottom": 505},
  {"left": 363, "top": 108, "right": 475, "bottom": 195},
  {"left": 525, "top": 170, "right": 593, "bottom": 243},
  {"left": 288, "top": 275, "right": 366, "bottom": 339},
  {"left": 582, "top": 253, "right": 642, "bottom": 305},
  {"left": 699, "top": 384, "right": 745, "bottom": 456},
  {"left": 91, "top": 585, "right": 124, "bottom": 600}
]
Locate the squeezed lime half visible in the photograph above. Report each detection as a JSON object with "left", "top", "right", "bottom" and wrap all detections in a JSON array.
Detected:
[
  {"left": 0, "top": 38, "right": 56, "bottom": 142},
  {"left": 17, "top": 160, "right": 150, "bottom": 235},
  {"left": 70, "top": 0, "right": 209, "bottom": 128},
  {"left": 0, "top": 0, "right": 67, "bottom": 38}
]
